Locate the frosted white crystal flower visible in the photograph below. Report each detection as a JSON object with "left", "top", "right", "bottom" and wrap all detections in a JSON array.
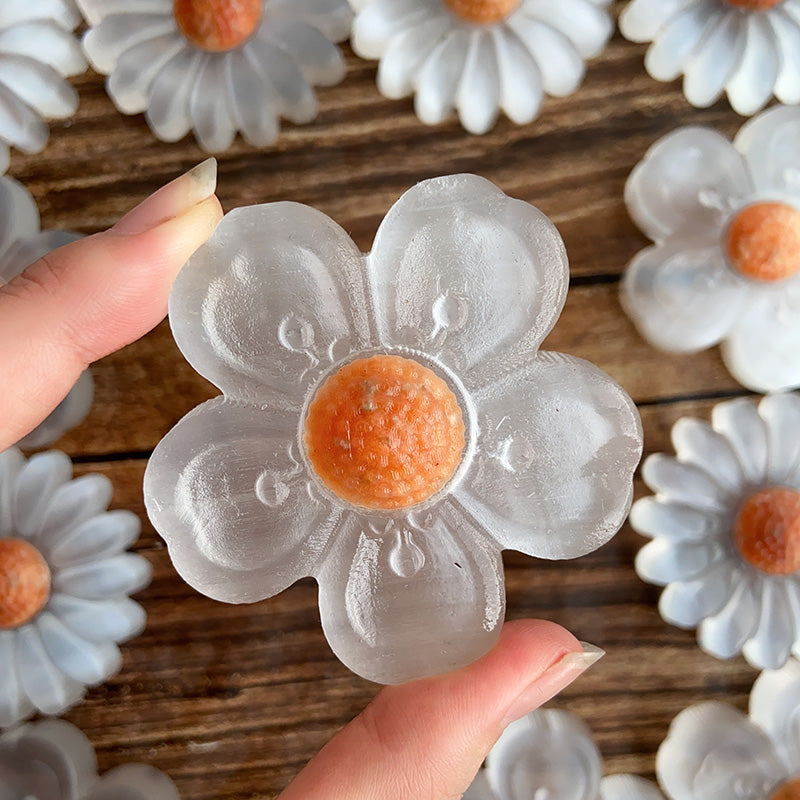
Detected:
[
  {"left": 144, "top": 174, "right": 642, "bottom": 685},
  {"left": 621, "top": 105, "right": 800, "bottom": 393},
  {"left": 349, "top": 0, "right": 613, "bottom": 134},
  {"left": 0, "top": 718, "right": 180, "bottom": 799},
  {"left": 78, "top": 0, "right": 352, "bottom": 152},
  {"left": 463, "top": 708, "right": 663, "bottom": 800},
  {"left": 0, "top": 0, "right": 86, "bottom": 174},
  {"left": 0, "top": 448, "right": 151, "bottom": 728},
  {"left": 0, "top": 176, "right": 92, "bottom": 449},
  {"left": 620, "top": 0, "right": 800, "bottom": 116},
  {"left": 631, "top": 393, "right": 800, "bottom": 671}
]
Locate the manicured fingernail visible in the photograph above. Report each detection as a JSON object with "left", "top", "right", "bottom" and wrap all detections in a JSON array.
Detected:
[
  {"left": 502, "top": 642, "right": 604, "bottom": 726},
  {"left": 113, "top": 158, "right": 218, "bottom": 235}
]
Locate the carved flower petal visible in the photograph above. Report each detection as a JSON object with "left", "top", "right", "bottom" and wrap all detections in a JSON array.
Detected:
[
  {"left": 145, "top": 398, "right": 339, "bottom": 603},
  {"left": 599, "top": 775, "right": 666, "bottom": 800},
  {"left": 88, "top": 764, "right": 181, "bottom": 800},
  {"left": 315, "top": 501, "right": 504, "bottom": 684},
  {"left": 170, "top": 203, "right": 371, "bottom": 409},
  {"left": 456, "top": 352, "right": 641, "bottom": 560},
  {"left": 367, "top": 175, "right": 568, "bottom": 390}
]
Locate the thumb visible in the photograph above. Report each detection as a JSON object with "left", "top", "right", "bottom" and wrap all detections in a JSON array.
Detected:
[
  {"left": 0, "top": 160, "right": 222, "bottom": 450},
  {"left": 279, "top": 620, "right": 602, "bottom": 800}
]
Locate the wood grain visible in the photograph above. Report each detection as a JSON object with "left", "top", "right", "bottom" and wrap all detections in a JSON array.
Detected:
[{"left": 9, "top": 5, "right": 765, "bottom": 797}]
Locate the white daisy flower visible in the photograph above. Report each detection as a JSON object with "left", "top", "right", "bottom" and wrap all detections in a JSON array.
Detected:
[
  {"left": 0, "top": 718, "right": 180, "bottom": 799},
  {"left": 78, "top": 0, "right": 353, "bottom": 152},
  {"left": 620, "top": 0, "right": 800, "bottom": 116},
  {"left": 621, "top": 105, "right": 800, "bottom": 393},
  {"left": 631, "top": 393, "right": 800, "bottom": 671},
  {"left": 349, "top": 0, "right": 613, "bottom": 134},
  {"left": 0, "top": 0, "right": 86, "bottom": 174},
  {"left": 0, "top": 176, "right": 93, "bottom": 449},
  {"left": 0, "top": 448, "right": 151, "bottom": 728},
  {"left": 144, "top": 174, "right": 642, "bottom": 685}
]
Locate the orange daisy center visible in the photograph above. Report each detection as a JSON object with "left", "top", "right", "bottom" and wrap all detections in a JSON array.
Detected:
[
  {"left": 725, "top": 0, "right": 783, "bottom": 9},
  {"left": 734, "top": 487, "right": 800, "bottom": 575},
  {"left": 304, "top": 355, "right": 466, "bottom": 510},
  {"left": 173, "top": 0, "right": 262, "bottom": 52},
  {"left": 770, "top": 777, "right": 800, "bottom": 800},
  {"left": 0, "top": 538, "right": 51, "bottom": 629},
  {"left": 726, "top": 202, "right": 800, "bottom": 283},
  {"left": 440, "top": 0, "right": 520, "bottom": 24}
]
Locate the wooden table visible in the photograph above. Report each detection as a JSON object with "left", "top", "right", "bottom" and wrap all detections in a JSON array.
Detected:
[{"left": 12, "top": 4, "right": 760, "bottom": 796}]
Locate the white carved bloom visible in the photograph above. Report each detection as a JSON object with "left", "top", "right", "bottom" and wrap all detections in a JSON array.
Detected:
[
  {"left": 0, "top": 448, "right": 151, "bottom": 728},
  {"left": 144, "top": 174, "right": 642, "bottom": 685},
  {"left": 0, "top": 0, "right": 86, "bottom": 174},
  {"left": 620, "top": 0, "right": 800, "bottom": 116},
  {"left": 78, "top": 0, "right": 352, "bottom": 152},
  {"left": 0, "top": 176, "right": 92, "bottom": 449},
  {"left": 631, "top": 394, "right": 800, "bottom": 671},
  {"left": 621, "top": 105, "right": 800, "bottom": 393},
  {"left": 0, "top": 718, "right": 180, "bottom": 799},
  {"left": 349, "top": 0, "right": 613, "bottom": 134}
]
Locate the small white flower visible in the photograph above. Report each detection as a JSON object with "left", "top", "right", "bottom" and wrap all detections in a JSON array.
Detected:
[
  {"left": 620, "top": 0, "right": 800, "bottom": 116},
  {"left": 78, "top": 0, "right": 353, "bottom": 152},
  {"left": 0, "top": 0, "right": 86, "bottom": 174},
  {"left": 0, "top": 718, "right": 180, "bottom": 799},
  {"left": 349, "top": 0, "right": 613, "bottom": 134},
  {"left": 0, "top": 176, "right": 93, "bottom": 449},
  {"left": 621, "top": 105, "right": 800, "bottom": 393},
  {"left": 0, "top": 448, "right": 151, "bottom": 728},
  {"left": 631, "top": 393, "right": 800, "bottom": 671}
]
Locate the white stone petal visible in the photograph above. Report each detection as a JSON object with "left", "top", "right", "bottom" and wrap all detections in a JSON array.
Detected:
[
  {"left": 670, "top": 417, "right": 745, "bottom": 493},
  {"left": 620, "top": 242, "right": 748, "bottom": 353},
  {"left": 48, "top": 594, "right": 145, "bottom": 644},
  {"left": 143, "top": 46, "right": 200, "bottom": 143},
  {"left": 267, "top": 0, "right": 353, "bottom": 43},
  {"left": 711, "top": 397, "right": 769, "bottom": 484},
  {"left": 636, "top": 538, "right": 728, "bottom": 587},
  {"left": 600, "top": 775, "right": 666, "bottom": 800},
  {"left": 81, "top": 13, "right": 175, "bottom": 74},
  {"left": 0, "top": 630, "right": 34, "bottom": 726},
  {"left": 645, "top": 2, "right": 721, "bottom": 82},
  {"left": 264, "top": 18, "right": 345, "bottom": 87},
  {"left": 486, "top": 710, "right": 602, "bottom": 800},
  {"left": 656, "top": 702, "right": 784, "bottom": 800},
  {"left": 750, "top": 657, "right": 800, "bottom": 775},
  {"left": 619, "top": 0, "right": 697, "bottom": 43},
  {"left": 145, "top": 398, "right": 338, "bottom": 603},
  {"left": 493, "top": 25, "right": 543, "bottom": 126},
  {"left": 455, "top": 31, "right": 500, "bottom": 135},
  {"left": 350, "top": 0, "right": 436, "bottom": 60},
  {"left": 0, "top": 447, "right": 24, "bottom": 537},
  {"left": 698, "top": 575, "right": 759, "bottom": 659},
  {"left": 77, "top": 0, "right": 172, "bottom": 26},
  {"left": 223, "top": 48, "right": 279, "bottom": 147},
  {"left": 0, "top": 81, "right": 49, "bottom": 152},
  {"left": 771, "top": 10, "right": 800, "bottom": 105},
  {"left": 48, "top": 509, "right": 140, "bottom": 568},
  {"left": 0, "top": 141, "right": 10, "bottom": 176},
  {"left": 630, "top": 497, "right": 726, "bottom": 542},
  {"left": 743, "top": 579, "right": 796, "bottom": 670},
  {"left": 88, "top": 764, "right": 180, "bottom": 800},
  {"left": 0, "top": 21, "right": 86, "bottom": 77},
  {"left": 187, "top": 53, "right": 237, "bottom": 152},
  {"left": 36, "top": 611, "right": 121, "bottom": 685},
  {"left": 759, "top": 393, "right": 800, "bottom": 485},
  {"left": 316, "top": 502, "right": 504, "bottom": 684},
  {"left": 13, "top": 450, "right": 72, "bottom": 539},
  {"left": 458, "top": 352, "right": 641, "bottom": 559},
  {"left": 642, "top": 453, "right": 733, "bottom": 512},
  {"left": 658, "top": 560, "right": 738, "bottom": 627},
  {"left": 413, "top": 29, "right": 468, "bottom": 126},
  {"left": 169, "top": 202, "right": 369, "bottom": 407},
  {"left": 15, "top": 624, "right": 85, "bottom": 715},
  {"left": 367, "top": 175, "right": 568, "bottom": 389},
  {"left": 523, "top": 0, "right": 612, "bottom": 58},
  {"left": 0, "top": 174, "right": 39, "bottom": 269},
  {"left": 0, "top": 0, "right": 80, "bottom": 29},
  {"left": 624, "top": 126, "right": 752, "bottom": 243},
  {"left": 725, "top": 13, "right": 779, "bottom": 117},
  {"left": 53, "top": 553, "right": 152, "bottom": 600}
]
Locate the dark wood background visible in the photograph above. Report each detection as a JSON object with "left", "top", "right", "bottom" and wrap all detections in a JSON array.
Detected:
[{"left": 12, "top": 2, "right": 761, "bottom": 795}]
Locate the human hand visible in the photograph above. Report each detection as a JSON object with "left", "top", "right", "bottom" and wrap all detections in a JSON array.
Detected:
[{"left": 0, "top": 163, "right": 600, "bottom": 800}]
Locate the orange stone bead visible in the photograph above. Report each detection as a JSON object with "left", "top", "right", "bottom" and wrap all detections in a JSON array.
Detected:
[
  {"left": 173, "top": 0, "right": 262, "bottom": 52},
  {"left": 726, "top": 202, "right": 800, "bottom": 283},
  {"left": 0, "top": 538, "right": 51, "bottom": 629},
  {"left": 734, "top": 487, "right": 800, "bottom": 575},
  {"left": 725, "top": 0, "right": 784, "bottom": 9},
  {"left": 304, "top": 355, "right": 466, "bottom": 510},
  {"left": 770, "top": 776, "right": 800, "bottom": 800},
  {"left": 440, "top": 0, "right": 520, "bottom": 24}
]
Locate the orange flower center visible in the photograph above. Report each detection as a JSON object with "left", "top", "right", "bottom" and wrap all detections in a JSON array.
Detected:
[
  {"left": 440, "top": 0, "right": 521, "bottom": 24},
  {"left": 0, "top": 538, "right": 51, "bottom": 629},
  {"left": 734, "top": 488, "right": 800, "bottom": 575},
  {"left": 726, "top": 202, "right": 800, "bottom": 282},
  {"left": 770, "top": 776, "right": 800, "bottom": 800},
  {"left": 304, "top": 355, "right": 466, "bottom": 510},
  {"left": 725, "top": 0, "right": 783, "bottom": 9},
  {"left": 173, "top": 0, "right": 262, "bottom": 52}
]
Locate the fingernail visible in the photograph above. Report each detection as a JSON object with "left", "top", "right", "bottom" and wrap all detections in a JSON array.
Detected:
[
  {"left": 114, "top": 158, "right": 218, "bottom": 235},
  {"left": 502, "top": 642, "right": 604, "bottom": 726}
]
